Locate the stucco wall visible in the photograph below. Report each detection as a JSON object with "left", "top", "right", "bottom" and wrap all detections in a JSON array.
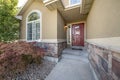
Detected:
[
  {"left": 57, "top": 11, "right": 66, "bottom": 39},
  {"left": 86, "top": 0, "right": 120, "bottom": 39},
  {"left": 20, "top": 0, "right": 57, "bottom": 40}
]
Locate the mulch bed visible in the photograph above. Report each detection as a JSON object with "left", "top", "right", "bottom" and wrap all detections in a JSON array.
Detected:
[{"left": 3, "top": 60, "right": 56, "bottom": 80}]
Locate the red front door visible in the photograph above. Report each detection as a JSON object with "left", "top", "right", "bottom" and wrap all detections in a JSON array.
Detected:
[{"left": 72, "top": 23, "right": 84, "bottom": 46}]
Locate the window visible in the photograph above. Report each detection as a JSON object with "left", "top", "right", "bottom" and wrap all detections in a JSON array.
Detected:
[
  {"left": 27, "top": 11, "right": 41, "bottom": 41},
  {"left": 70, "top": 0, "right": 81, "bottom": 5}
]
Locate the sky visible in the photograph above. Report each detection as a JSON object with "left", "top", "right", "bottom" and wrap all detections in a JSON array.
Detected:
[{"left": 17, "top": 0, "right": 28, "bottom": 7}]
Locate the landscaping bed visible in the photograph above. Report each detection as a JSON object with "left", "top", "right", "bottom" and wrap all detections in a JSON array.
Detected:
[
  {"left": 4, "top": 60, "right": 56, "bottom": 80},
  {"left": 0, "top": 41, "right": 55, "bottom": 80}
]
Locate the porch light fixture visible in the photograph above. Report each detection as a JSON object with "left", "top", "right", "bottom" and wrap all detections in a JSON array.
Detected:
[{"left": 64, "top": 26, "right": 68, "bottom": 31}]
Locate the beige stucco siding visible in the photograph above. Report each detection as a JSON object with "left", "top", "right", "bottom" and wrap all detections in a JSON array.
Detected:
[
  {"left": 20, "top": 16, "right": 26, "bottom": 39},
  {"left": 86, "top": 0, "right": 120, "bottom": 39},
  {"left": 57, "top": 11, "right": 66, "bottom": 39},
  {"left": 20, "top": 0, "right": 57, "bottom": 40}
]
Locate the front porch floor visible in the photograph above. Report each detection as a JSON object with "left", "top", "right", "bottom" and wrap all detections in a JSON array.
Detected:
[{"left": 45, "top": 48, "right": 95, "bottom": 80}]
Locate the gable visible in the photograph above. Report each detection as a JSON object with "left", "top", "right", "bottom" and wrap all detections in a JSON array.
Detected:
[
  {"left": 20, "top": 0, "right": 58, "bottom": 40},
  {"left": 17, "top": 0, "right": 45, "bottom": 16}
]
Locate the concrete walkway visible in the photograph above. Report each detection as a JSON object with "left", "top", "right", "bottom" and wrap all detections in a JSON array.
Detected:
[{"left": 45, "top": 48, "right": 95, "bottom": 80}]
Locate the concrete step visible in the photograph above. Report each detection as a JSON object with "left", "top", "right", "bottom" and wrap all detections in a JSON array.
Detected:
[
  {"left": 62, "top": 54, "right": 89, "bottom": 63},
  {"left": 71, "top": 46, "right": 84, "bottom": 50},
  {"left": 62, "top": 48, "right": 83, "bottom": 56}
]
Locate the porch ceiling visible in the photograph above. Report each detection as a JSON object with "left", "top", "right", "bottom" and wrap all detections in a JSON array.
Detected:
[{"left": 43, "top": 0, "right": 94, "bottom": 23}]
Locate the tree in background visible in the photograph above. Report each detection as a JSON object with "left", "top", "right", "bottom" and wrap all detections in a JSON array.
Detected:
[{"left": 0, "top": 0, "right": 19, "bottom": 42}]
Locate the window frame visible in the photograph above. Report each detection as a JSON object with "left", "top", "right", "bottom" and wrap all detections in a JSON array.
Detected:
[{"left": 26, "top": 10, "right": 42, "bottom": 42}]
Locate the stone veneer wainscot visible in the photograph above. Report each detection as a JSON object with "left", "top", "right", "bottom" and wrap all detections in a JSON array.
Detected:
[
  {"left": 86, "top": 37, "right": 120, "bottom": 80},
  {"left": 35, "top": 42, "right": 67, "bottom": 58}
]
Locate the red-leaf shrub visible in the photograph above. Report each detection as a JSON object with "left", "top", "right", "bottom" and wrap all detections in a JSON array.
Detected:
[{"left": 0, "top": 41, "right": 45, "bottom": 79}]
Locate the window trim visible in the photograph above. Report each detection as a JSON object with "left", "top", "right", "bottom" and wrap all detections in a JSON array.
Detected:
[
  {"left": 69, "top": 0, "right": 81, "bottom": 6},
  {"left": 26, "top": 10, "right": 42, "bottom": 42}
]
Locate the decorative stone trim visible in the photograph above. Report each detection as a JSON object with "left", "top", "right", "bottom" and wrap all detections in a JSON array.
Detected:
[
  {"left": 19, "top": 39, "right": 26, "bottom": 41},
  {"left": 19, "top": 39, "right": 67, "bottom": 43},
  {"left": 35, "top": 42, "right": 67, "bottom": 58},
  {"left": 18, "top": 40, "right": 67, "bottom": 60},
  {"left": 86, "top": 37, "right": 120, "bottom": 53},
  {"left": 44, "top": 56, "right": 60, "bottom": 63},
  {"left": 86, "top": 42, "right": 120, "bottom": 80},
  {"left": 41, "top": 39, "right": 67, "bottom": 43}
]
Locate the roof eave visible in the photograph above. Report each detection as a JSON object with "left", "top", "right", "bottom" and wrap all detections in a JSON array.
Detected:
[{"left": 16, "top": 0, "right": 34, "bottom": 16}]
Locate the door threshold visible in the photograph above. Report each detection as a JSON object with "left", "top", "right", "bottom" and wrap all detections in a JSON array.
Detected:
[{"left": 71, "top": 46, "right": 84, "bottom": 50}]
